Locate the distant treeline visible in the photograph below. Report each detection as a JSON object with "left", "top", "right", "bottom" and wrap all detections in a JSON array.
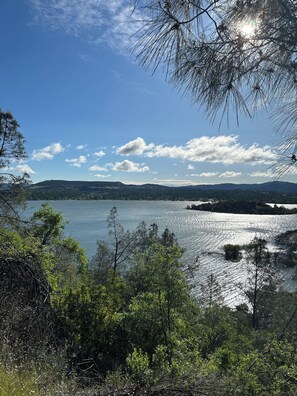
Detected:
[
  {"left": 26, "top": 180, "right": 297, "bottom": 203},
  {"left": 187, "top": 200, "right": 297, "bottom": 215}
]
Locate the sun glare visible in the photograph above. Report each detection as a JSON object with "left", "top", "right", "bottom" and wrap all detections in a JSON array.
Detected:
[{"left": 237, "top": 20, "right": 258, "bottom": 39}]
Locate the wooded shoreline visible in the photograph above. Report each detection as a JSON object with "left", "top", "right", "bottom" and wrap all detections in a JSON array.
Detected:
[{"left": 187, "top": 201, "right": 297, "bottom": 215}]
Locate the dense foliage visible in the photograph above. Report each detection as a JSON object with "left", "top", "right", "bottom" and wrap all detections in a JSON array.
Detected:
[{"left": 1, "top": 203, "right": 297, "bottom": 395}]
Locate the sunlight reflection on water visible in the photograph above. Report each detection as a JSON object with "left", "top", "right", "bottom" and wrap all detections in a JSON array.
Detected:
[{"left": 26, "top": 200, "right": 297, "bottom": 306}]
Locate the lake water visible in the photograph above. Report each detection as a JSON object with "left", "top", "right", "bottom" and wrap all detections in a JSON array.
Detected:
[{"left": 25, "top": 200, "right": 297, "bottom": 305}]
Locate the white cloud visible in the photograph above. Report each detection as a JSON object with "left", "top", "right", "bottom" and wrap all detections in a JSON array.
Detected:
[
  {"left": 191, "top": 172, "right": 219, "bottom": 177},
  {"left": 116, "top": 135, "right": 276, "bottom": 165},
  {"left": 94, "top": 4, "right": 145, "bottom": 53},
  {"left": 152, "top": 178, "right": 195, "bottom": 186},
  {"left": 65, "top": 155, "right": 87, "bottom": 167},
  {"left": 89, "top": 165, "right": 108, "bottom": 172},
  {"left": 15, "top": 164, "right": 36, "bottom": 174},
  {"left": 76, "top": 144, "right": 87, "bottom": 150},
  {"left": 29, "top": 0, "right": 109, "bottom": 34},
  {"left": 187, "top": 164, "right": 195, "bottom": 170},
  {"left": 94, "top": 173, "right": 111, "bottom": 178},
  {"left": 28, "top": 0, "right": 144, "bottom": 53},
  {"left": 32, "top": 142, "right": 64, "bottom": 161},
  {"left": 111, "top": 160, "right": 150, "bottom": 172},
  {"left": 250, "top": 170, "right": 274, "bottom": 178},
  {"left": 219, "top": 171, "right": 242, "bottom": 178},
  {"left": 116, "top": 137, "right": 152, "bottom": 156},
  {"left": 93, "top": 150, "right": 106, "bottom": 158}
]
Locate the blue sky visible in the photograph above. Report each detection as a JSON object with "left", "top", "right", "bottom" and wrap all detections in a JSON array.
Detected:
[{"left": 0, "top": 0, "right": 293, "bottom": 185}]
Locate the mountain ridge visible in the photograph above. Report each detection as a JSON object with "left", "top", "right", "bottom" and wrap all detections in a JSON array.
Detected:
[
  {"left": 26, "top": 180, "right": 297, "bottom": 203},
  {"left": 29, "top": 180, "right": 297, "bottom": 192}
]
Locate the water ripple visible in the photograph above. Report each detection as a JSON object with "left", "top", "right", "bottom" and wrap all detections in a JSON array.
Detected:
[{"left": 26, "top": 200, "right": 297, "bottom": 305}]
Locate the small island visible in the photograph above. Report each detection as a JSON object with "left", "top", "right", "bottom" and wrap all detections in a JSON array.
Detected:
[{"left": 187, "top": 200, "right": 297, "bottom": 215}]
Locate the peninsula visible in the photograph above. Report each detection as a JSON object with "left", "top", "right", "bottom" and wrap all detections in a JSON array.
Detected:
[{"left": 187, "top": 201, "right": 297, "bottom": 215}]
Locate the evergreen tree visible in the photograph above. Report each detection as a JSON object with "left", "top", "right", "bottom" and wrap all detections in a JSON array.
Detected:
[
  {"left": 244, "top": 237, "right": 281, "bottom": 329},
  {"left": 134, "top": 1, "right": 297, "bottom": 171},
  {"left": 0, "top": 109, "right": 28, "bottom": 224}
]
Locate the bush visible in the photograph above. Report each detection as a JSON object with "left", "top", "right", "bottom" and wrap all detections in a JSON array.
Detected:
[
  {"left": 224, "top": 244, "right": 242, "bottom": 261},
  {"left": 126, "top": 349, "right": 153, "bottom": 385}
]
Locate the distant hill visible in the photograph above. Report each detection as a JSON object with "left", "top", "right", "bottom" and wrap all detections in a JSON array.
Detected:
[
  {"left": 179, "top": 181, "right": 297, "bottom": 193},
  {"left": 29, "top": 180, "right": 125, "bottom": 190},
  {"left": 26, "top": 180, "right": 297, "bottom": 203}
]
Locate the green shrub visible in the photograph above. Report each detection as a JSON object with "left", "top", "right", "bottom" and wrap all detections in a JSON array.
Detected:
[
  {"left": 224, "top": 244, "right": 242, "bottom": 261},
  {"left": 126, "top": 349, "right": 153, "bottom": 385}
]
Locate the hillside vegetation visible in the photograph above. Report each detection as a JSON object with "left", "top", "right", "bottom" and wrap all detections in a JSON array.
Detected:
[
  {"left": 1, "top": 111, "right": 297, "bottom": 395},
  {"left": 1, "top": 204, "right": 297, "bottom": 395},
  {"left": 26, "top": 180, "right": 297, "bottom": 203}
]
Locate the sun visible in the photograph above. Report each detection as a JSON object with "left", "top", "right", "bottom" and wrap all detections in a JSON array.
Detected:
[{"left": 237, "top": 19, "right": 258, "bottom": 39}]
